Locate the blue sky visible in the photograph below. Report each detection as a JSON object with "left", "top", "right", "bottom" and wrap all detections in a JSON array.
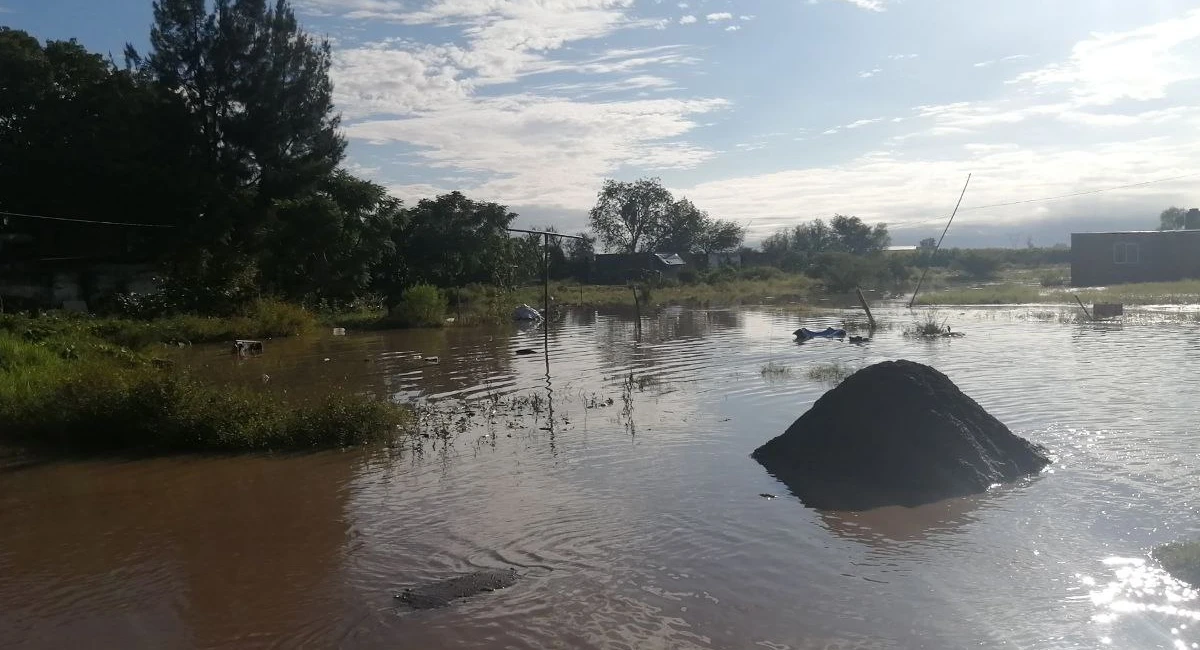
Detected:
[{"left": 7, "top": 0, "right": 1200, "bottom": 246}]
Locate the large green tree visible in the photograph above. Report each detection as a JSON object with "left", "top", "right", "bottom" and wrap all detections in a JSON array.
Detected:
[
  {"left": 380, "top": 192, "right": 520, "bottom": 302},
  {"left": 0, "top": 28, "right": 203, "bottom": 262},
  {"left": 588, "top": 177, "right": 744, "bottom": 253}
]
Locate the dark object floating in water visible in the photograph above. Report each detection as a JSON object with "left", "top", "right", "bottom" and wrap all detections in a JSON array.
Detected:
[
  {"left": 516, "top": 348, "right": 538, "bottom": 355},
  {"left": 1153, "top": 540, "right": 1200, "bottom": 588},
  {"left": 759, "top": 493, "right": 777, "bottom": 500},
  {"left": 848, "top": 335, "right": 868, "bottom": 344},
  {"left": 394, "top": 569, "right": 519, "bottom": 609},
  {"left": 752, "top": 359, "right": 1050, "bottom": 511},
  {"left": 794, "top": 327, "right": 846, "bottom": 341},
  {"left": 231, "top": 339, "right": 264, "bottom": 356}
]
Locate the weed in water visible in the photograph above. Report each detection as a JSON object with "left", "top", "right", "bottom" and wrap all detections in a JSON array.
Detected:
[
  {"left": 760, "top": 361, "right": 793, "bottom": 379},
  {"left": 904, "top": 310, "right": 949, "bottom": 337},
  {"left": 806, "top": 362, "right": 856, "bottom": 385}
]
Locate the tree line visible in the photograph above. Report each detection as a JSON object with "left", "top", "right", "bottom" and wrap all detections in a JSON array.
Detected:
[{"left": 0, "top": 1, "right": 754, "bottom": 315}]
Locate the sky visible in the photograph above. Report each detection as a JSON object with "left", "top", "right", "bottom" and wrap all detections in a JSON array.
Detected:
[{"left": 7, "top": 0, "right": 1200, "bottom": 247}]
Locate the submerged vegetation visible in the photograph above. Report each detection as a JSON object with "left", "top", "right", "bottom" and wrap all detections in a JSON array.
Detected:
[
  {"left": 1153, "top": 541, "right": 1200, "bottom": 589},
  {"left": 761, "top": 361, "right": 794, "bottom": 379},
  {"left": 806, "top": 362, "right": 857, "bottom": 385}
]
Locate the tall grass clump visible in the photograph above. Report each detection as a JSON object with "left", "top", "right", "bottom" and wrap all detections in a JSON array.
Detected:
[{"left": 905, "top": 310, "right": 947, "bottom": 337}]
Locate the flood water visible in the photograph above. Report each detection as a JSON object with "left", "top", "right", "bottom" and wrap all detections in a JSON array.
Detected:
[{"left": 3, "top": 304, "right": 1200, "bottom": 649}]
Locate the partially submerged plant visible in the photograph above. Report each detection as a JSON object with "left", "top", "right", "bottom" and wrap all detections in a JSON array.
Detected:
[
  {"left": 761, "top": 361, "right": 793, "bottom": 379},
  {"left": 806, "top": 362, "right": 856, "bottom": 385},
  {"left": 905, "top": 310, "right": 950, "bottom": 337}
]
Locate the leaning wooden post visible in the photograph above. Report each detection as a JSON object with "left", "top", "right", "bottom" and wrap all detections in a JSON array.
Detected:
[
  {"left": 855, "top": 286, "right": 876, "bottom": 331},
  {"left": 1073, "top": 294, "right": 1094, "bottom": 321}
]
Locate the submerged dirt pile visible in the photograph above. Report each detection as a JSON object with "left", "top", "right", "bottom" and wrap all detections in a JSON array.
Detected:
[
  {"left": 394, "top": 569, "right": 519, "bottom": 609},
  {"left": 752, "top": 360, "right": 1050, "bottom": 510}
]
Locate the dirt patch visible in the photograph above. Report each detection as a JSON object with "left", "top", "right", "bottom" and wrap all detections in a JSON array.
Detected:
[{"left": 752, "top": 359, "right": 1050, "bottom": 511}]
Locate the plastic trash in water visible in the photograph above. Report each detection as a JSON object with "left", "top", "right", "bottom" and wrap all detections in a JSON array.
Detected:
[
  {"left": 513, "top": 304, "right": 542, "bottom": 321},
  {"left": 332, "top": 327, "right": 346, "bottom": 336}
]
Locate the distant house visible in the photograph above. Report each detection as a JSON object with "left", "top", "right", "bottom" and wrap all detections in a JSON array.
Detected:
[
  {"left": 592, "top": 252, "right": 688, "bottom": 284},
  {"left": 1070, "top": 229, "right": 1200, "bottom": 286},
  {"left": 884, "top": 245, "right": 918, "bottom": 254}
]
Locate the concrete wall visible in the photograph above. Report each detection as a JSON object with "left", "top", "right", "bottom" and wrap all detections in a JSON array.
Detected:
[{"left": 1071, "top": 231, "right": 1200, "bottom": 286}]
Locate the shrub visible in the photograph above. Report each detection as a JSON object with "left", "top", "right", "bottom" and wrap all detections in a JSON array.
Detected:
[
  {"left": 390, "top": 284, "right": 446, "bottom": 327},
  {"left": 677, "top": 268, "right": 699, "bottom": 284},
  {"left": 1039, "top": 270, "right": 1068, "bottom": 287},
  {"left": 807, "top": 252, "right": 884, "bottom": 293},
  {"left": 705, "top": 266, "right": 738, "bottom": 285},
  {"left": 952, "top": 250, "right": 1003, "bottom": 280}
]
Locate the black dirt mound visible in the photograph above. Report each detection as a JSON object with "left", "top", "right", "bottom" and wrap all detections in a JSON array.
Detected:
[
  {"left": 752, "top": 359, "right": 1050, "bottom": 511},
  {"left": 394, "top": 569, "right": 519, "bottom": 609}
]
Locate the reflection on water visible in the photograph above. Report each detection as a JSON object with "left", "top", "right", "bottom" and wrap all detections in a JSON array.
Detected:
[{"left": 3, "top": 304, "right": 1200, "bottom": 648}]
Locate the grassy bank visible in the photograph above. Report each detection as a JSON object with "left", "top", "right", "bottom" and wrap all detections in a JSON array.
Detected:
[
  {"left": 917, "top": 279, "right": 1200, "bottom": 306},
  {"left": 512, "top": 274, "right": 816, "bottom": 309},
  {"left": 3, "top": 299, "right": 316, "bottom": 349},
  {"left": 0, "top": 323, "right": 410, "bottom": 454}
]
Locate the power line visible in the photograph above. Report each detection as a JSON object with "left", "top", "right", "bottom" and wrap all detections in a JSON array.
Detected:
[{"left": 0, "top": 210, "right": 175, "bottom": 229}]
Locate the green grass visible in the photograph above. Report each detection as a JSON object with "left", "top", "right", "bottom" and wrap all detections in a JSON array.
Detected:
[
  {"left": 1072, "top": 280, "right": 1200, "bottom": 305},
  {"left": 1153, "top": 540, "right": 1200, "bottom": 588},
  {"left": 917, "top": 279, "right": 1200, "bottom": 306},
  {"left": 1, "top": 299, "right": 315, "bottom": 349},
  {"left": 0, "top": 327, "right": 411, "bottom": 454},
  {"left": 916, "top": 284, "right": 1043, "bottom": 305},
  {"left": 513, "top": 274, "right": 816, "bottom": 310},
  {"left": 806, "top": 362, "right": 856, "bottom": 385}
]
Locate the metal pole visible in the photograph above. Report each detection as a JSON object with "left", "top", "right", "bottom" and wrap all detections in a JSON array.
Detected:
[
  {"left": 543, "top": 233, "right": 550, "bottom": 375},
  {"left": 909, "top": 173, "right": 972, "bottom": 309}
]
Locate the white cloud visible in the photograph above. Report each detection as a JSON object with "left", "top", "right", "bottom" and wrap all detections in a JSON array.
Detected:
[
  {"left": 725, "top": 25, "right": 741, "bottom": 32},
  {"left": 348, "top": 96, "right": 728, "bottom": 207},
  {"left": 679, "top": 14, "right": 697, "bottom": 24},
  {"left": 706, "top": 12, "right": 733, "bottom": 22},
  {"left": 844, "top": 117, "right": 882, "bottom": 129},
  {"left": 332, "top": 43, "right": 473, "bottom": 119},
  {"left": 679, "top": 138, "right": 1200, "bottom": 238},
  {"left": 677, "top": 1, "right": 687, "bottom": 7},
  {"left": 836, "top": 0, "right": 887, "bottom": 11},
  {"left": 858, "top": 68, "right": 881, "bottom": 78},
  {"left": 1012, "top": 9, "right": 1200, "bottom": 104},
  {"left": 739, "top": 15, "right": 755, "bottom": 21},
  {"left": 975, "top": 54, "right": 1030, "bottom": 68},
  {"left": 886, "top": 53, "right": 918, "bottom": 60}
]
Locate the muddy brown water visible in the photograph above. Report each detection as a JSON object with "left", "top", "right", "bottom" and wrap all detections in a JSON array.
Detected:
[{"left": 3, "top": 305, "right": 1200, "bottom": 649}]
